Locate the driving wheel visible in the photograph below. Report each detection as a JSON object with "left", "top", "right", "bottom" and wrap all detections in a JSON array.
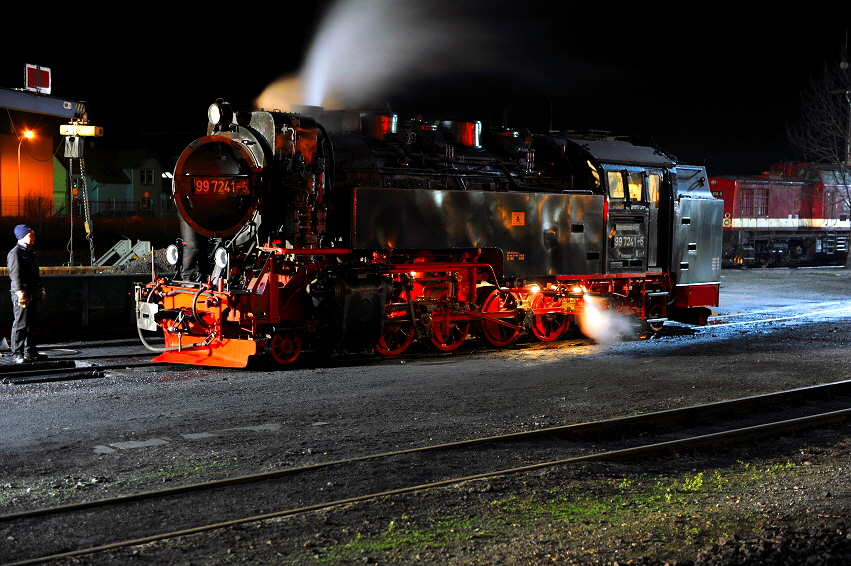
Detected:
[
  {"left": 529, "top": 293, "right": 570, "bottom": 342},
  {"left": 478, "top": 289, "right": 521, "bottom": 347}
]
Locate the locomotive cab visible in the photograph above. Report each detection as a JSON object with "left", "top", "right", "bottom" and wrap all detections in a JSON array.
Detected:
[
  {"left": 575, "top": 138, "right": 675, "bottom": 276},
  {"left": 603, "top": 167, "right": 653, "bottom": 274}
]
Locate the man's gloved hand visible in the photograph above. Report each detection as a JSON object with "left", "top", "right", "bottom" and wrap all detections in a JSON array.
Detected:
[{"left": 15, "top": 290, "right": 28, "bottom": 308}]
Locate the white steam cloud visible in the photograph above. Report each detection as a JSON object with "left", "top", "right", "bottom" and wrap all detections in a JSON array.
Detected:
[
  {"left": 256, "top": 0, "right": 503, "bottom": 112},
  {"left": 577, "top": 295, "right": 639, "bottom": 344}
]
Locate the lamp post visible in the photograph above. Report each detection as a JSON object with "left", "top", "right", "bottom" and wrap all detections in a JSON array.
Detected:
[{"left": 17, "top": 129, "right": 35, "bottom": 216}]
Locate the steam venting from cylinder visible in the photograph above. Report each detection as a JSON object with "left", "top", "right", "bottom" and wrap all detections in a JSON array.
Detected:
[{"left": 256, "top": 0, "right": 504, "bottom": 112}]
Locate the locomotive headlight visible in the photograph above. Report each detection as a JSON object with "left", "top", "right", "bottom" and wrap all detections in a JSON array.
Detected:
[
  {"left": 165, "top": 244, "right": 181, "bottom": 266},
  {"left": 208, "top": 100, "right": 233, "bottom": 128},
  {"left": 214, "top": 247, "right": 229, "bottom": 269}
]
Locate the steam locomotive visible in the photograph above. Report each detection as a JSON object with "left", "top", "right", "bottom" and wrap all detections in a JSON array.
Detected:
[
  {"left": 710, "top": 163, "right": 850, "bottom": 267},
  {"left": 135, "top": 99, "right": 723, "bottom": 368}
]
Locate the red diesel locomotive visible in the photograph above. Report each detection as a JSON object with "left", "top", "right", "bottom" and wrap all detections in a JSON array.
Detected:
[
  {"left": 136, "top": 100, "right": 723, "bottom": 367},
  {"left": 710, "top": 162, "right": 851, "bottom": 267}
]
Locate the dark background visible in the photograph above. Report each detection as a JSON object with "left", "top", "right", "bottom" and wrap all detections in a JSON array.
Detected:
[{"left": 3, "top": 3, "right": 848, "bottom": 176}]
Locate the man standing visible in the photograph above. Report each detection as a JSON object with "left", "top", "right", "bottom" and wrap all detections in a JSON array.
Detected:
[{"left": 7, "top": 225, "right": 45, "bottom": 363}]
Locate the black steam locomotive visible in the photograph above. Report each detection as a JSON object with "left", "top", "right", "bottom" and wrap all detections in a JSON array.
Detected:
[{"left": 136, "top": 100, "right": 722, "bottom": 367}]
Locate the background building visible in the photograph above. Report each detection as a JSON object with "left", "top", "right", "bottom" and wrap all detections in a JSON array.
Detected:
[{"left": 0, "top": 79, "right": 179, "bottom": 258}]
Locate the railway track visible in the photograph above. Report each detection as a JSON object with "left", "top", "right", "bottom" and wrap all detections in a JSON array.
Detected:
[{"left": 4, "top": 380, "right": 851, "bottom": 565}]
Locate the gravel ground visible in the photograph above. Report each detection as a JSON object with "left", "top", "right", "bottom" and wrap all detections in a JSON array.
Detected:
[{"left": 3, "top": 267, "right": 851, "bottom": 565}]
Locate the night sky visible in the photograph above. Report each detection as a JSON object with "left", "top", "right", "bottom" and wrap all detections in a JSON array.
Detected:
[{"left": 4, "top": 3, "right": 848, "bottom": 177}]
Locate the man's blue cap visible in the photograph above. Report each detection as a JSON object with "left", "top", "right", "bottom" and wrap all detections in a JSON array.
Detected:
[{"left": 14, "top": 225, "right": 32, "bottom": 240}]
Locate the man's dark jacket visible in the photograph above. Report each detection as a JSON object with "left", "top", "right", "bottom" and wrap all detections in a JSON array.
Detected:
[{"left": 7, "top": 244, "right": 41, "bottom": 294}]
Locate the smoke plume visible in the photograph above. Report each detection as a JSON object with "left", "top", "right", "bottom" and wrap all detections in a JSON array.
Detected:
[{"left": 256, "top": 0, "right": 505, "bottom": 112}]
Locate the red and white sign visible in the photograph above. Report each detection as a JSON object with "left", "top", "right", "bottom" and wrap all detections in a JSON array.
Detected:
[{"left": 24, "top": 64, "right": 51, "bottom": 94}]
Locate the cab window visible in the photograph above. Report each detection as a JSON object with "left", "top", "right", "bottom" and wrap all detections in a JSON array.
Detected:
[
  {"left": 607, "top": 170, "right": 644, "bottom": 201},
  {"left": 626, "top": 172, "right": 643, "bottom": 200},
  {"left": 587, "top": 161, "right": 601, "bottom": 189},
  {"left": 607, "top": 171, "right": 625, "bottom": 198},
  {"left": 647, "top": 172, "right": 661, "bottom": 207}
]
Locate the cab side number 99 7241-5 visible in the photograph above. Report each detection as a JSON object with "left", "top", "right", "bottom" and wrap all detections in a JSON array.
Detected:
[
  {"left": 613, "top": 223, "right": 644, "bottom": 248},
  {"left": 614, "top": 235, "right": 644, "bottom": 248}
]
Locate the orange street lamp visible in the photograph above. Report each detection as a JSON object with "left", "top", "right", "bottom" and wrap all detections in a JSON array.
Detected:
[{"left": 17, "top": 130, "right": 35, "bottom": 216}]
